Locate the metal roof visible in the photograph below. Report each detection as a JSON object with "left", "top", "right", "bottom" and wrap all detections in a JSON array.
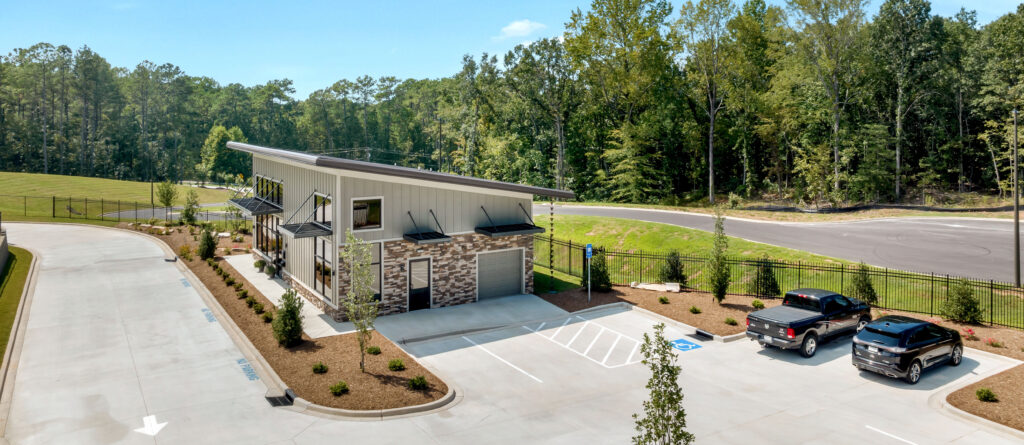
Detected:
[{"left": 227, "top": 141, "right": 576, "bottom": 199}]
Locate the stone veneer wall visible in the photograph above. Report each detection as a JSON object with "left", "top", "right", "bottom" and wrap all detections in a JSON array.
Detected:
[{"left": 260, "top": 234, "right": 534, "bottom": 322}]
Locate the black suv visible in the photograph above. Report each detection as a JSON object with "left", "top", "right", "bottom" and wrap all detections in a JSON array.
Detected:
[{"left": 852, "top": 315, "right": 963, "bottom": 384}]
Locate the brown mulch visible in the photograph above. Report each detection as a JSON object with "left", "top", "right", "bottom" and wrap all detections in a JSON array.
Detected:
[
  {"left": 540, "top": 284, "right": 781, "bottom": 336},
  {"left": 121, "top": 223, "right": 449, "bottom": 410},
  {"left": 874, "top": 308, "right": 1024, "bottom": 433}
]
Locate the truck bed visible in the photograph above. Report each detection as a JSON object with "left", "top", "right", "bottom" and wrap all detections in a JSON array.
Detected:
[{"left": 748, "top": 305, "right": 820, "bottom": 326}]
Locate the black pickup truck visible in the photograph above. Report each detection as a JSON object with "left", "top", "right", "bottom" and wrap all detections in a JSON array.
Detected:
[{"left": 745, "top": 288, "right": 871, "bottom": 358}]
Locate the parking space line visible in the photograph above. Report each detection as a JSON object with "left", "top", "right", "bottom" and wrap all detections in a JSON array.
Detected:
[
  {"left": 865, "top": 425, "right": 918, "bottom": 445},
  {"left": 566, "top": 321, "right": 590, "bottom": 347},
  {"left": 582, "top": 327, "right": 606, "bottom": 356},
  {"left": 551, "top": 318, "right": 571, "bottom": 338},
  {"left": 462, "top": 336, "right": 543, "bottom": 383},
  {"left": 626, "top": 341, "right": 640, "bottom": 364},
  {"left": 535, "top": 322, "right": 546, "bottom": 331},
  {"left": 602, "top": 335, "right": 622, "bottom": 364}
]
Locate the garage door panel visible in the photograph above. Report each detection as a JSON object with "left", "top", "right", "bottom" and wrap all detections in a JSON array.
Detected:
[{"left": 478, "top": 249, "right": 523, "bottom": 299}]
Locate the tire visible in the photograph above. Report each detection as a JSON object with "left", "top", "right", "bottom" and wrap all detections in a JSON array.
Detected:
[
  {"left": 800, "top": 334, "right": 818, "bottom": 358},
  {"left": 950, "top": 345, "right": 963, "bottom": 367},
  {"left": 856, "top": 317, "right": 870, "bottom": 332},
  {"left": 904, "top": 360, "right": 923, "bottom": 385}
]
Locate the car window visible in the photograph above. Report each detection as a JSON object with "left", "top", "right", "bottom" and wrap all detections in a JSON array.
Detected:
[
  {"left": 783, "top": 294, "right": 820, "bottom": 312},
  {"left": 860, "top": 326, "right": 901, "bottom": 347},
  {"left": 909, "top": 326, "right": 941, "bottom": 345},
  {"left": 833, "top": 295, "right": 852, "bottom": 307},
  {"left": 822, "top": 297, "right": 844, "bottom": 314},
  {"left": 926, "top": 325, "right": 949, "bottom": 339}
]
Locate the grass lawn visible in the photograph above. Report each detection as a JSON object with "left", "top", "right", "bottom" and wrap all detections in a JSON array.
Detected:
[
  {"left": 0, "top": 246, "right": 32, "bottom": 362},
  {"left": 0, "top": 172, "right": 230, "bottom": 203},
  {"left": 538, "top": 214, "right": 842, "bottom": 263}
]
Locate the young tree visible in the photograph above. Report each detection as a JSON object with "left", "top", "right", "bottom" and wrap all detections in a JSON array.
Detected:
[
  {"left": 676, "top": 0, "right": 737, "bottom": 204},
  {"left": 180, "top": 189, "right": 199, "bottom": 225},
  {"left": 339, "top": 229, "right": 379, "bottom": 372},
  {"left": 659, "top": 250, "right": 688, "bottom": 285},
  {"left": 706, "top": 206, "right": 731, "bottom": 303},
  {"left": 197, "top": 229, "right": 217, "bottom": 260},
  {"left": 632, "top": 323, "right": 695, "bottom": 445},
  {"left": 746, "top": 257, "right": 780, "bottom": 298},
  {"left": 845, "top": 262, "right": 878, "bottom": 305},
  {"left": 272, "top": 289, "right": 305, "bottom": 347},
  {"left": 941, "top": 278, "right": 983, "bottom": 324},
  {"left": 155, "top": 181, "right": 178, "bottom": 221},
  {"left": 582, "top": 251, "right": 613, "bottom": 292}
]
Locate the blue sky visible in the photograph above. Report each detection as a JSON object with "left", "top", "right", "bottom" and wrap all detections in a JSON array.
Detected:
[{"left": 1, "top": 0, "right": 1017, "bottom": 99}]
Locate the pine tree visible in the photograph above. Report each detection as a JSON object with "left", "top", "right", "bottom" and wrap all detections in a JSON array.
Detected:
[
  {"left": 845, "top": 262, "right": 878, "bottom": 305},
  {"left": 633, "top": 323, "right": 695, "bottom": 445},
  {"left": 707, "top": 206, "right": 731, "bottom": 303},
  {"left": 746, "top": 257, "right": 779, "bottom": 298}
]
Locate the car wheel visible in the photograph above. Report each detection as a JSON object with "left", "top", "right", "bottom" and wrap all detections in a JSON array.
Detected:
[
  {"left": 950, "top": 345, "right": 963, "bottom": 367},
  {"left": 904, "top": 361, "right": 922, "bottom": 384},
  {"left": 800, "top": 334, "right": 818, "bottom": 358},
  {"left": 856, "top": 317, "right": 870, "bottom": 332}
]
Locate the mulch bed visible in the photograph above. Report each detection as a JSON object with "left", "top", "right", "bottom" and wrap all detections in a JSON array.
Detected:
[
  {"left": 540, "top": 285, "right": 781, "bottom": 336},
  {"left": 121, "top": 223, "right": 448, "bottom": 410}
]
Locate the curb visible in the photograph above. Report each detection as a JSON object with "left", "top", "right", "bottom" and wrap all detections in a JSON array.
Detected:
[
  {"left": 927, "top": 350, "right": 1024, "bottom": 442},
  {"left": 0, "top": 246, "right": 39, "bottom": 441},
  {"left": 294, "top": 382, "right": 462, "bottom": 421},
  {"left": 627, "top": 305, "right": 744, "bottom": 343}
]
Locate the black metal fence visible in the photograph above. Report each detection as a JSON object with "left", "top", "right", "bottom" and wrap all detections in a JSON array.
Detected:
[
  {"left": 535, "top": 235, "right": 1024, "bottom": 329},
  {"left": 0, "top": 194, "right": 233, "bottom": 223}
]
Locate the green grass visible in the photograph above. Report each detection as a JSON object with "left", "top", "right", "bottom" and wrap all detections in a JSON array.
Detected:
[
  {"left": 0, "top": 246, "right": 32, "bottom": 362},
  {"left": 539, "top": 214, "right": 843, "bottom": 263},
  {"left": 534, "top": 268, "right": 582, "bottom": 293}
]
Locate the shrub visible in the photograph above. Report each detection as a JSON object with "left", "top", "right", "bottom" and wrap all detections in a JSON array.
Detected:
[
  {"left": 746, "top": 258, "right": 780, "bottom": 299},
  {"left": 941, "top": 279, "right": 983, "bottom": 324},
  {"left": 254, "top": 259, "right": 266, "bottom": 271},
  {"left": 658, "top": 296, "right": 670, "bottom": 304},
  {"left": 658, "top": 250, "right": 687, "bottom": 285},
  {"left": 329, "top": 381, "right": 349, "bottom": 396},
  {"left": 707, "top": 207, "right": 730, "bottom": 304},
  {"left": 225, "top": 276, "right": 235, "bottom": 286},
  {"left": 265, "top": 264, "right": 277, "bottom": 277},
  {"left": 206, "top": 258, "right": 216, "bottom": 267},
  {"left": 233, "top": 282, "right": 243, "bottom": 291},
  {"left": 976, "top": 388, "right": 998, "bottom": 402},
  {"left": 262, "top": 312, "right": 274, "bottom": 323},
  {"left": 689, "top": 306, "right": 701, "bottom": 314},
  {"left": 751, "top": 299, "right": 765, "bottom": 310},
  {"left": 366, "top": 345, "right": 381, "bottom": 355},
  {"left": 845, "top": 262, "right": 878, "bottom": 305},
  {"left": 962, "top": 328, "right": 978, "bottom": 341},
  {"left": 198, "top": 229, "right": 217, "bottom": 260},
  {"left": 253, "top": 303, "right": 265, "bottom": 314},
  {"left": 727, "top": 192, "right": 742, "bottom": 209},
  {"left": 984, "top": 338, "right": 1003, "bottom": 348},
  {"left": 388, "top": 359, "right": 405, "bottom": 371},
  {"left": 312, "top": 362, "right": 328, "bottom": 374},
  {"left": 724, "top": 317, "right": 738, "bottom": 326},
  {"left": 177, "top": 245, "right": 193, "bottom": 261},
  {"left": 272, "top": 289, "right": 304, "bottom": 347},
  {"left": 237, "top": 289, "right": 248, "bottom": 299},
  {"left": 408, "top": 376, "right": 428, "bottom": 390},
  {"left": 581, "top": 252, "right": 612, "bottom": 292},
  {"left": 245, "top": 296, "right": 256, "bottom": 307}
]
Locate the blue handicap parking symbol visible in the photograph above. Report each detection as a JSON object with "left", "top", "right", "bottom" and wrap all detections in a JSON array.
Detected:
[{"left": 669, "top": 338, "right": 702, "bottom": 352}]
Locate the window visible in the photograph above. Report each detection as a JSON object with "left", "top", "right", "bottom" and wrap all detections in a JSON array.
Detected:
[
  {"left": 255, "top": 176, "right": 282, "bottom": 205},
  {"left": 782, "top": 293, "right": 819, "bottom": 312},
  {"left": 314, "top": 238, "right": 332, "bottom": 297},
  {"left": 340, "top": 242, "right": 382, "bottom": 302},
  {"left": 255, "top": 215, "right": 283, "bottom": 259},
  {"left": 314, "top": 194, "right": 332, "bottom": 228},
  {"left": 352, "top": 198, "right": 382, "bottom": 230}
]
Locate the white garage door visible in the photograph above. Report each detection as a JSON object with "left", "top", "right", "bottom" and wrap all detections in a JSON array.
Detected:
[{"left": 477, "top": 249, "right": 523, "bottom": 300}]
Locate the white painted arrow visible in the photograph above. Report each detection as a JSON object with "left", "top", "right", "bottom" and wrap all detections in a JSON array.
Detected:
[{"left": 134, "top": 415, "right": 167, "bottom": 436}]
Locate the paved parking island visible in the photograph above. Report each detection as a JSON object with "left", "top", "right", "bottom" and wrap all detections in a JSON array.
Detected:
[{"left": 2, "top": 223, "right": 1021, "bottom": 444}]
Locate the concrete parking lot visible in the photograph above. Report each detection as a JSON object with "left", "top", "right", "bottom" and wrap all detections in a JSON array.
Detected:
[{"left": 3, "top": 224, "right": 1021, "bottom": 444}]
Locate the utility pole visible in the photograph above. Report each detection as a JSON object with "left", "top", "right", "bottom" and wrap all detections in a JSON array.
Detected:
[{"left": 1014, "top": 108, "right": 1020, "bottom": 287}]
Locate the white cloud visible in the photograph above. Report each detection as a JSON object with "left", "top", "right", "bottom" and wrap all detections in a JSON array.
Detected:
[{"left": 497, "top": 19, "right": 546, "bottom": 40}]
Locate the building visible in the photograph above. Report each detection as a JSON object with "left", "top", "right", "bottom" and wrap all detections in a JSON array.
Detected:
[{"left": 227, "top": 141, "right": 574, "bottom": 320}]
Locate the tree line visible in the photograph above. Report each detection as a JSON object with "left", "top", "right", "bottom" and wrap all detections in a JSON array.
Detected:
[{"left": 1, "top": 0, "right": 1023, "bottom": 206}]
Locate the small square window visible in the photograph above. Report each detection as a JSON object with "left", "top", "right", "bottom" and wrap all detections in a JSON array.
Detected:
[{"left": 353, "top": 199, "right": 382, "bottom": 230}]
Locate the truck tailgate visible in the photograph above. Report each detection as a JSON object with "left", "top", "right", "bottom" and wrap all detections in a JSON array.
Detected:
[{"left": 747, "top": 306, "right": 819, "bottom": 337}]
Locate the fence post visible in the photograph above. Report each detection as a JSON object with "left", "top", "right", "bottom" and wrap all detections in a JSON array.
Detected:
[
  {"left": 568, "top": 240, "right": 573, "bottom": 276},
  {"left": 135, "top": 202, "right": 138, "bottom": 221},
  {"left": 117, "top": 200, "right": 120, "bottom": 222},
  {"left": 885, "top": 268, "right": 889, "bottom": 299},
  {"left": 85, "top": 198, "right": 88, "bottom": 219},
  {"left": 100, "top": 198, "right": 104, "bottom": 221},
  {"left": 798, "top": 261, "right": 801, "bottom": 287},
  {"left": 23, "top": 196, "right": 26, "bottom": 216},
  {"left": 52, "top": 196, "right": 55, "bottom": 218},
  {"left": 990, "top": 280, "right": 994, "bottom": 326},
  {"left": 68, "top": 197, "right": 71, "bottom": 218},
  {"left": 840, "top": 264, "right": 845, "bottom": 292},
  {"left": 930, "top": 272, "right": 935, "bottom": 316}
]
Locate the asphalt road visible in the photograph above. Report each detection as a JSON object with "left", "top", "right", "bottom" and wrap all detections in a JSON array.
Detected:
[{"left": 534, "top": 204, "right": 1020, "bottom": 282}]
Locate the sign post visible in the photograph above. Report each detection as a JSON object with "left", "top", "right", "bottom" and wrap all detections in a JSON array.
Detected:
[{"left": 586, "top": 244, "right": 593, "bottom": 303}]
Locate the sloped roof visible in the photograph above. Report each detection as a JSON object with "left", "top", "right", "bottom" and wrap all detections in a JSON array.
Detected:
[{"left": 227, "top": 141, "right": 575, "bottom": 199}]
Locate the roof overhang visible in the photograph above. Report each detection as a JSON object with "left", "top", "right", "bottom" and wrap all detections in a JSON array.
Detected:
[
  {"left": 227, "top": 141, "right": 575, "bottom": 200},
  {"left": 228, "top": 197, "right": 283, "bottom": 216},
  {"left": 403, "top": 231, "right": 452, "bottom": 245},
  {"left": 278, "top": 222, "right": 331, "bottom": 239},
  {"left": 475, "top": 223, "right": 545, "bottom": 238}
]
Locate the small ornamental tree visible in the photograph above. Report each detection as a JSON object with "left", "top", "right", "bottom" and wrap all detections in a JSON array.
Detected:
[
  {"left": 582, "top": 251, "right": 612, "bottom": 292},
  {"left": 845, "top": 262, "right": 878, "bottom": 305},
  {"left": 659, "top": 250, "right": 687, "bottom": 285},
  {"left": 155, "top": 180, "right": 178, "bottom": 220},
  {"left": 941, "top": 278, "right": 984, "bottom": 324},
  {"left": 706, "top": 206, "right": 730, "bottom": 304},
  {"left": 633, "top": 323, "right": 694, "bottom": 445},
  {"left": 181, "top": 189, "right": 200, "bottom": 225},
  {"left": 340, "top": 229, "right": 379, "bottom": 372},
  {"left": 198, "top": 229, "right": 217, "bottom": 260},
  {"left": 272, "top": 289, "right": 304, "bottom": 347},
  {"left": 746, "top": 257, "right": 780, "bottom": 299}
]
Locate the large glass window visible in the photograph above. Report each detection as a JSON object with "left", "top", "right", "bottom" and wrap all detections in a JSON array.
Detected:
[
  {"left": 352, "top": 198, "right": 382, "bottom": 230},
  {"left": 255, "top": 176, "right": 282, "bottom": 205},
  {"left": 314, "top": 194, "right": 332, "bottom": 228},
  {"left": 255, "top": 215, "right": 282, "bottom": 257},
  {"left": 314, "top": 237, "right": 332, "bottom": 297}
]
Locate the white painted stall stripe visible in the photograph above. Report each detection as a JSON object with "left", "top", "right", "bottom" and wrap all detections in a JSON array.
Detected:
[
  {"left": 462, "top": 336, "right": 543, "bottom": 383},
  {"left": 864, "top": 425, "right": 919, "bottom": 445}
]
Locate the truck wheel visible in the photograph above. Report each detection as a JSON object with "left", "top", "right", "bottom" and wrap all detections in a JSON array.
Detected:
[
  {"left": 904, "top": 360, "right": 922, "bottom": 384},
  {"left": 950, "top": 345, "right": 963, "bottom": 367},
  {"left": 800, "top": 334, "right": 818, "bottom": 358}
]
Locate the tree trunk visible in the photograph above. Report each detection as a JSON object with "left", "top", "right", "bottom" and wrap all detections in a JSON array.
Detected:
[
  {"left": 832, "top": 103, "right": 840, "bottom": 192},
  {"left": 708, "top": 109, "right": 716, "bottom": 204},
  {"left": 555, "top": 114, "right": 565, "bottom": 192},
  {"left": 895, "top": 86, "right": 903, "bottom": 201}
]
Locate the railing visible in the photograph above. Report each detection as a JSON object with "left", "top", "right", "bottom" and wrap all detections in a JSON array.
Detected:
[
  {"left": 0, "top": 194, "right": 237, "bottom": 224},
  {"left": 534, "top": 235, "right": 1024, "bottom": 329}
]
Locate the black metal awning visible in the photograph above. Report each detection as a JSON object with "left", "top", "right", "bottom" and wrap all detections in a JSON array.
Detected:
[
  {"left": 228, "top": 197, "right": 283, "bottom": 216},
  {"left": 403, "top": 231, "right": 452, "bottom": 245},
  {"left": 475, "top": 223, "right": 545, "bottom": 237},
  {"left": 279, "top": 222, "right": 331, "bottom": 239}
]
